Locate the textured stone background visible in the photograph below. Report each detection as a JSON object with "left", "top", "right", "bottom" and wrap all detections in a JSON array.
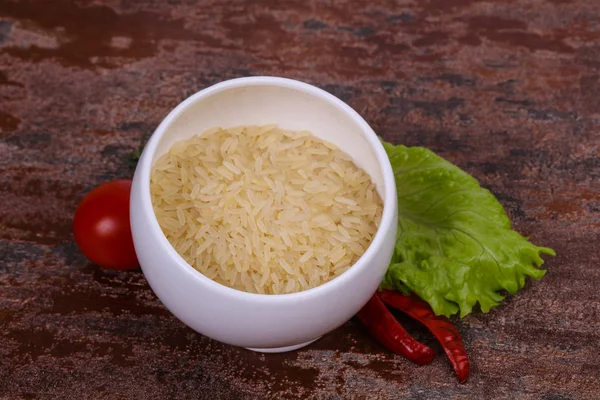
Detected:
[{"left": 1, "top": 0, "right": 599, "bottom": 399}]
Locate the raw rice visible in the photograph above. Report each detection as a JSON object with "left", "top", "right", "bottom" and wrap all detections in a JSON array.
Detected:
[{"left": 150, "top": 125, "right": 383, "bottom": 295}]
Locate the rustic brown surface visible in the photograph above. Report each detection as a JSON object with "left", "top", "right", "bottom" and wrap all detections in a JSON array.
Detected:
[{"left": 1, "top": 0, "right": 599, "bottom": 399}]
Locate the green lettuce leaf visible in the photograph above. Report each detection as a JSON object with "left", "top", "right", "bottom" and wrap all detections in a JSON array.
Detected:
[{"left": 381, "top": 142, "right": 555, "bottom": 318}]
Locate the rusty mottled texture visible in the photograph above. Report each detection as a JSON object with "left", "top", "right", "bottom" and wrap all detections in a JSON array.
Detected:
[{"left": 1, "top": 0, "right": 599, "bottom": 399}]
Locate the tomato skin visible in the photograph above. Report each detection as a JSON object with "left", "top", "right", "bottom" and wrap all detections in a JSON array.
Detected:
[{"left": 73, "top": 180, "right": 139, "bottom": 270}]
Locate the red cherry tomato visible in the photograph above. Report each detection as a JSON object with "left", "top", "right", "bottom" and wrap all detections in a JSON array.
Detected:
[{"left": 73, "top": 180, "right": 139, "bottom": 270}]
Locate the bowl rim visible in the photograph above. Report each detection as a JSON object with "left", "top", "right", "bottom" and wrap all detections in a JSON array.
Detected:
[{"left": 135, "top": 76, "right": 397, "bottom": 303}]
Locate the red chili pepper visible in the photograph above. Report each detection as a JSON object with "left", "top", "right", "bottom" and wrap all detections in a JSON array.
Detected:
[
  {"left": 356, "top": 293, "right": 436, "bottom": 365},
  {"left": 379, "top": 290, "right": 470, "bottom": 383}
]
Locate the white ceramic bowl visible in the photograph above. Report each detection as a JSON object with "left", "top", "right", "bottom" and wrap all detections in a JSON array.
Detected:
[{"left": 130, "top": 77, "right": 398, "bottom": 352}]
